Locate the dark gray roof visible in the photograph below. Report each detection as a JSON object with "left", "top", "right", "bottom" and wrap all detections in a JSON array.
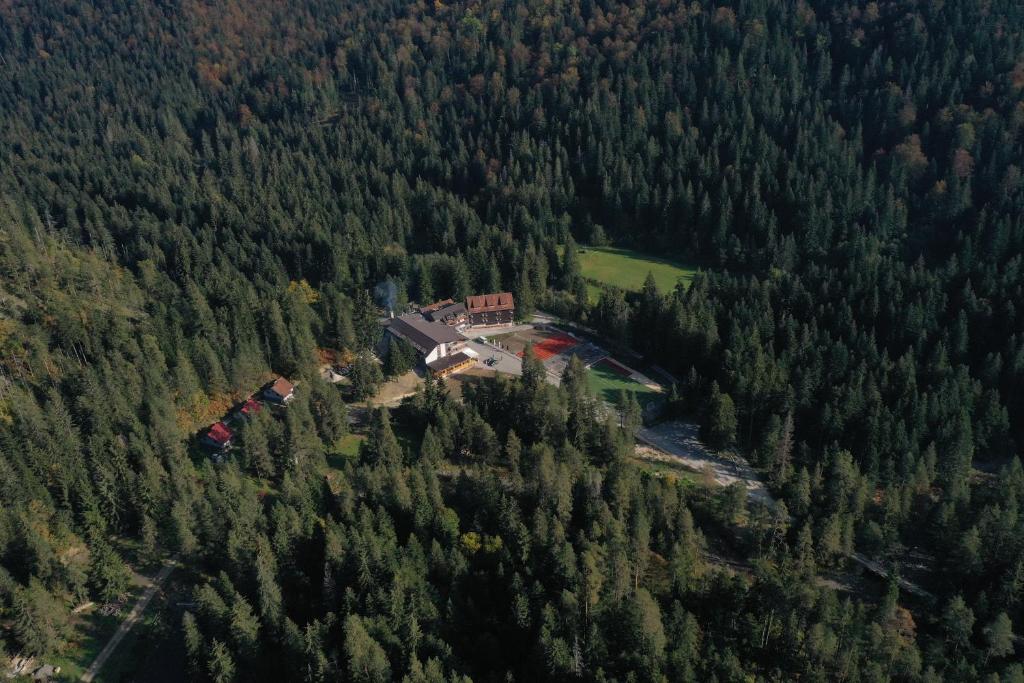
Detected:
[
  {"left": 388, "top": 315, "right": 464, "bottom": 350},
  {"left": 426, "top": 302, "right": 466, "bottom": 322},
  {"left": 427, "top": 352, "right": 475, "bottom": 373}
]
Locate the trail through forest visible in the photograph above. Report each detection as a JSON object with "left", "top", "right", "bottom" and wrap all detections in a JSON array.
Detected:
[{"left": 80, "top": 557, "right": 178, "bottom": 682}]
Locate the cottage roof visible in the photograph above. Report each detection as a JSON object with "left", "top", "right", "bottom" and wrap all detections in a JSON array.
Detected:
[
  {"left": 207, "top": 421, "right": 234, "bottom": 445},
  {"left": 388, "top": 315, "right": 464, "bottom": 350},
  {"left": 466, "top": 292, "right": 515, "bottom": 313},
  {"left": 425, "top": 302, "right": 466, "bottom": 322},
  {"left": 419, "top": 298, "right": 456, "bottom": 314},
  {"left": 240, "top": 398, "right": 262, "bottom": 416},
  {"left": 270, "top": 377, "right": 294, "bottom": 397}
]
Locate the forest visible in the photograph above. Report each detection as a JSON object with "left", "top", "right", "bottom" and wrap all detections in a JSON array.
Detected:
[{"left": 1, "top": 0, "right": 1023, "bottom": 680}]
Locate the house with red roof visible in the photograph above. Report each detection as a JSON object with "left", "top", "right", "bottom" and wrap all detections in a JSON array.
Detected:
[
  {"left": 202, "top": 421, "right": 234, "bottom": 450},
  {"left": 238, "top": 398, "right": 262, "bottom": 419}
]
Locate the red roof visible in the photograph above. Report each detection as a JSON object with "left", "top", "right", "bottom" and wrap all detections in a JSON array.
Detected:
[
  {"left": 240, "top": 398, "right": 262, "bottom": 416},
  {"left": 207, "top": 421, "right": 234, "bottom": 445},
  {"left": 465, "top": 292, "right": 515, "bottom": 313}
]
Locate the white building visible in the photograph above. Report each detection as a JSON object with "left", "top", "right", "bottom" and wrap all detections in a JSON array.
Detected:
[{"left": 386, "top": 314, "right": 467, "bottom": 364}]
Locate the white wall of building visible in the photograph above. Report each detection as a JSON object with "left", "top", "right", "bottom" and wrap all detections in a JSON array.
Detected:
[{"left": 424, "top": 344, "right": 443, "bottom": 364}]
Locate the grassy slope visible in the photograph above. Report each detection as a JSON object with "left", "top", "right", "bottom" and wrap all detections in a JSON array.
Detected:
[
  {"left": 586, "top": 361, "right": 660, "bottom": 408},
  {"left": 577, "top": 246, "right": 696, "bottom": 296}
]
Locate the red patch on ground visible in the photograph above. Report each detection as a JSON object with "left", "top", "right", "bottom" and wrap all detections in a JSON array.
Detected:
[
  {"left": 599, "top": 358, "right": 632, "bottom": 377},
  {"left": 517, "top": 333, "right": 579, "bottom": 360}
]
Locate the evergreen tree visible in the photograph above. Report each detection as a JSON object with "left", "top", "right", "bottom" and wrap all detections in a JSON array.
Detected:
[{"left": 702, "top": 382, "right": 738, "bottom": 450}]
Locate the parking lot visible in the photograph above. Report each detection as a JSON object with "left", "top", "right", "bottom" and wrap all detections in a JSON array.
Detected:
[{"left": 463, "top": 340, "right": 522, "bottom": 376}]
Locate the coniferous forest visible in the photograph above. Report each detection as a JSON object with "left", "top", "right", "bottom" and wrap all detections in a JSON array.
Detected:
[{"left": 2, "top": 0, "right": 1024, "bottom": 680}]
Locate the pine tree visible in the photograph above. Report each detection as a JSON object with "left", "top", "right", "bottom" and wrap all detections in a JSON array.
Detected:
[
  {"left": 229, "top": 595, "right": 261, "bottom": 663},
  {"left": 366, "top": 408, "right": 403, "bottom": 467},
  {"left": 983, "top": 612, "right": 1015, "bottom": 662},
  {"left": 207, "top": 639, "right": 236, "bottom": 683},
  {"left": 702, "top": 382, "right": 737, "bottom": 450},
  {"left": 11, "top": 579, "right": 70, "bottom": 657},
  {"left": 309, "top": 379, "right": 348, "bottom": 445},
  {"left": 88, "top": 540, "right": 131, "bottom": 602},
  {"left": 241, "top": 413, "right": 275, "bottom": 479},
  {"left": 353, "top": 290, "right": 381, "bottom": 350},
  {"left": 350, "top": 352, "right": 384, "bottom": 400},
  {"left": 344, "top": 615, "right": 391, "bottom": 683}
]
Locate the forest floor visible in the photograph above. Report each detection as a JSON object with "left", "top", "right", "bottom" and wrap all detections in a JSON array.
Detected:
[{"left": 365, "top": 369, "right": 423, "bottom": 407}]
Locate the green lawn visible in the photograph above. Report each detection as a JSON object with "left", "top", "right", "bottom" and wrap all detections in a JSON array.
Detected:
[
  {"left": 628, "top": 456, "right": 701, "bottom": 487},
  {"left": 50, "top": 588, "right": 145, "bottom": 681},
  {"left": 337, "top": 433, "right": 366, "bottom": 458},
  {"left": 326, "top": 433, "right": 366, "bottom": 469},
  {"left": 587, "top": 360, "right": 661, "bottom": 408},
  {"left": 577, "top": 246, "right": 696, "bottom": 297}
]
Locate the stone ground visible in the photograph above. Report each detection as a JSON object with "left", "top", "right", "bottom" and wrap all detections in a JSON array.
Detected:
[
  {"left": 462, "top": 340, "right": 523, "bottom": 377},
  {"left": 635, "top": 420, "right": 775, "bottom": 505}
]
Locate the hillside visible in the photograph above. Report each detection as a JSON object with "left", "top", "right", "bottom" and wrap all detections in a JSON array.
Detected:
[{"left": 1, "top": 0, "right": 1023, "bottom": 680}]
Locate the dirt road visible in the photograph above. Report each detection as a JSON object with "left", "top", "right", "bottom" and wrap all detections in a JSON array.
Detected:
[
  {"left": 636, "top": 421, "right": 775, "bottom": 505},
  {"left": 80, "top": 556, "right": 178, "bottom": 682},
  {"left": 849, "top": 552, "right": 935, "bottom": 600}
]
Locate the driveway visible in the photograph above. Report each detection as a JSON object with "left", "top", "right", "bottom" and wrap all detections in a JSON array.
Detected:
[
  {"left": 636, "top": 421, "right": 774, "bottom": 505},
  {"left": 463, "top": 341, "right": 522, "bottom": 376}
]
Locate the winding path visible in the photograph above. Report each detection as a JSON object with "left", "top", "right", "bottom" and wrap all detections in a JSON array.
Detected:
[{"left": 80, "top": 556, "right": 178, "bottom": 682}]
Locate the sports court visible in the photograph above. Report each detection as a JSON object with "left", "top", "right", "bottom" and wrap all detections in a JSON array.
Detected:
[{"left": 519, "top": 332, "right": 578, "bottom": 360}]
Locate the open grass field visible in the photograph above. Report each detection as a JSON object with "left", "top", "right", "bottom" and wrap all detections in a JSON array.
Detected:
[
  {"left": 576, "top": 246, "right": 696, "bottom": 298},
  {"left": 587, "top": 359, "right": 661, "bottom": 408}
]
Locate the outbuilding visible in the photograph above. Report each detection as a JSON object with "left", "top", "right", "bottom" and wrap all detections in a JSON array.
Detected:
[{"left": 426, "top": 350, "right": 477, "bottom": 378}]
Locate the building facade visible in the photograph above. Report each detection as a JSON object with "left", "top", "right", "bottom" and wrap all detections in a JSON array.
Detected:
[
  {"left": 465, "top": 292, "right": 515, "bottom": 327},
  {"left": 386, "top": 315, "right": 467, "bottom": 364}
]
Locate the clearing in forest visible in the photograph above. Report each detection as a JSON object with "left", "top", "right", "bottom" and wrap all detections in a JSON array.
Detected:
[
  {"left": 577, "top": 246, "right": 696, "bottom": 298},
  {"left": 587, "top": 359, "right": 661, "bottom": 408}
]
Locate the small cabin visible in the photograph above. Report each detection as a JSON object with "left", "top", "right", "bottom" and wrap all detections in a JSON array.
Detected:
[
  {"left": 264, "top": 377, "right": 295, "bottom": 404},
  {"left": 202, "top": 421, "right": 234, "bottom": 450},
  {"left": 237, "top": 398, "right": 262, "bottom": 419}
]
